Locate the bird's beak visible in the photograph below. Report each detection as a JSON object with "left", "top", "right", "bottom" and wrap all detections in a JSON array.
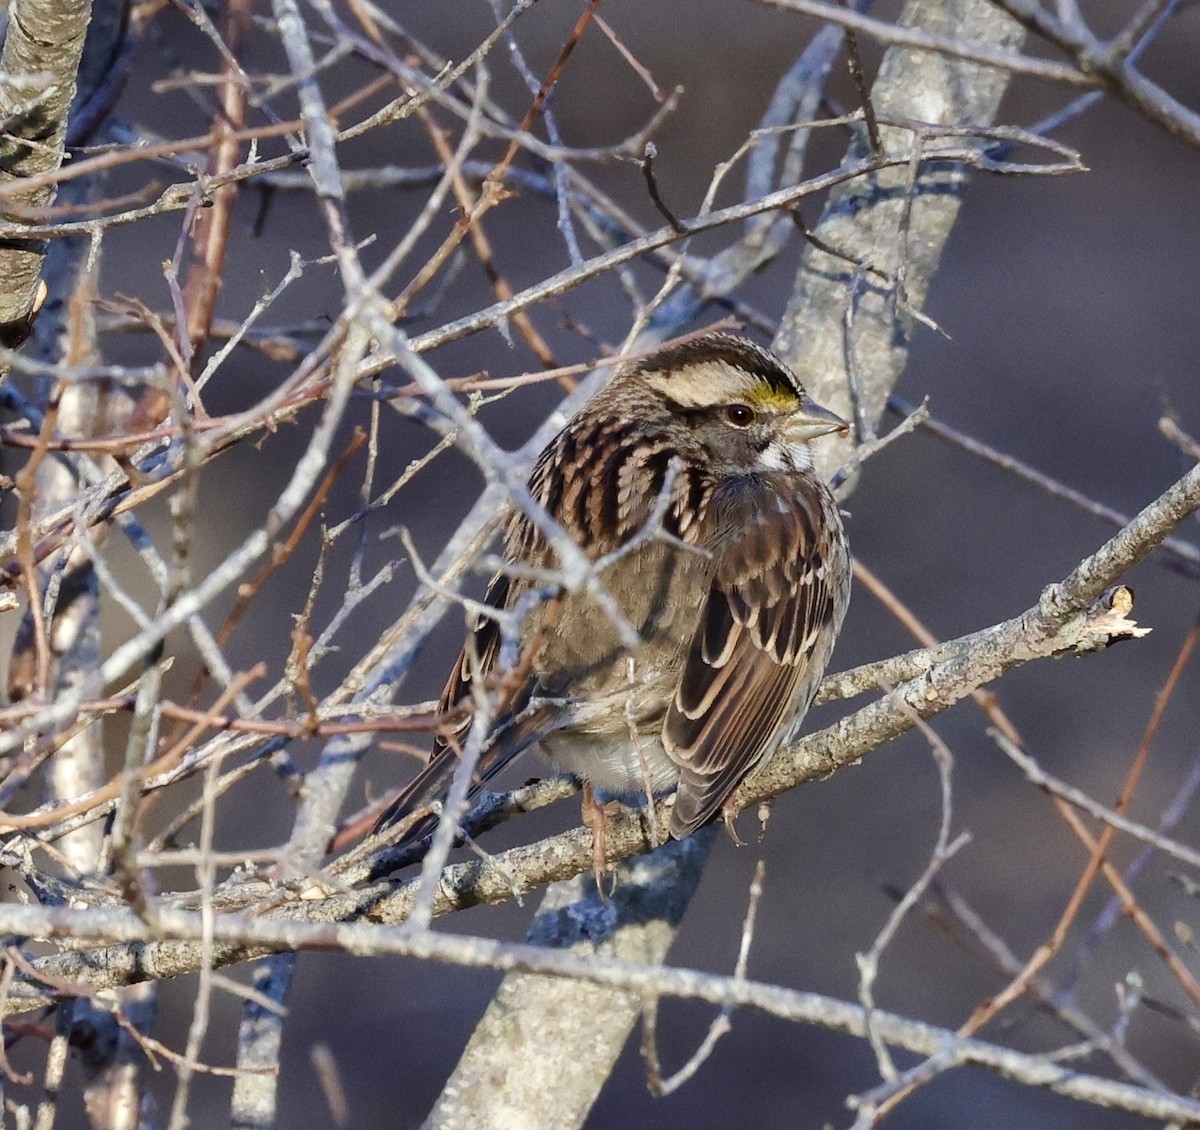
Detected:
[{"left": 788, "top": 395, "right": 850, "bottom": 442}]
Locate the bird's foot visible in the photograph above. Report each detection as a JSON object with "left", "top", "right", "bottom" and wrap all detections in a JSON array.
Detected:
[
  {"left": 581, "top": 782, "right": 616, "bottom": 900},
  {"left": 721, "top": 803, "right": 747, "bottom": 846}
]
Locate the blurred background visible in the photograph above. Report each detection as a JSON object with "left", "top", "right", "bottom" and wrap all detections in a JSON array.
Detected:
[{"left": 3, "top": 0, "right": 1200, "bottom": 1126}]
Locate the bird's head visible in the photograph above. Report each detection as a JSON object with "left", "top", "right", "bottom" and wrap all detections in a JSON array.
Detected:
[{"left": 632, "top": 332, "right": 848, "bottom": 475}]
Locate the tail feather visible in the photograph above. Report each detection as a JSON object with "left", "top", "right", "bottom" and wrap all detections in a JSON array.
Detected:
[
  {"left": 371, "top": 748, "right": 466, "bottom": 845},
  {"left": 371, "top": 712, "right": 549, "bottom": 848}
]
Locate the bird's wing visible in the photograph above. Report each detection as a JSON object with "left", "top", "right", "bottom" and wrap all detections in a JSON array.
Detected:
[
  {"left": 369, "top": 417, "right": 658, "bottom": 845},
  {"left": 663, "top": 477, "right": 845, "bottom": 836}
]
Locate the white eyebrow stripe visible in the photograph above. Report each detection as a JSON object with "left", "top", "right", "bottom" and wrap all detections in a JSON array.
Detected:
[{"left": 643, "top": 362, "right": 766, "bottom": 407}]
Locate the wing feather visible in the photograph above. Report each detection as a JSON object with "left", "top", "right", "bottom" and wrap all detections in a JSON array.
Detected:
[
  {"left": 664, "top": 476, "right": 847, "bottom": 837},
  {"left": 373, "top": 423, "right": 701, "bottom": 842}
]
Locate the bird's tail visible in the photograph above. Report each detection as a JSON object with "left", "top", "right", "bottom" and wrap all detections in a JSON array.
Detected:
[
  {"left": 370, "top": 747, "right": 467, "bottom": 846},
  {"left": 371, "top": 712, "right": 547, "bottom": 850}
]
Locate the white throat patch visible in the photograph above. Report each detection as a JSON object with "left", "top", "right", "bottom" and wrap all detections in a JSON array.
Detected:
[{"left": 758, "top": 438, "right": 813, "bottom": 473}]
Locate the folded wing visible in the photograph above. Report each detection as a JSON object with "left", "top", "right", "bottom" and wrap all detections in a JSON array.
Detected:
[{"left": 664, "top": 476, "right": 845, "bottom": 836}]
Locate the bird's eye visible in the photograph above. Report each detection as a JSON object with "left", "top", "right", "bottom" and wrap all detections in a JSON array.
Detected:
[{"left": 724, "top": 403, "right": 755, "bottom": 427}]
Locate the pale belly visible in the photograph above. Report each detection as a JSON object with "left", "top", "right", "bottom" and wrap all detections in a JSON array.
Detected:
[{"left": 539, "top": 728, "right": 680, "bottom": 800}]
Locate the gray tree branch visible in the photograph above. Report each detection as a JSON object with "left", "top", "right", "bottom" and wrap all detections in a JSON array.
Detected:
[
  {"left": 1, "top": 893, "right": 1199, "bottom": 1125},
  {"left": 0, "top": 0, "right": 94, "bottom": 349}
]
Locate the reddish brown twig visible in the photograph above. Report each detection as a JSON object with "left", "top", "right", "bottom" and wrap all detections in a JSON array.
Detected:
[
  {"left": 178, "top": 0, "right": 253, "bottom": 373},
  {"left": 214, "top": 428, "right": 367, "bottom": 652},
  {"left": 418, "top": 107, "right": 559, "bottom": 371},
  {"left": 7, "top": 383, "right": 65, "bottom": 704},
  {"left": 392, "top": 1, "right": 601, "bottom": 320}
]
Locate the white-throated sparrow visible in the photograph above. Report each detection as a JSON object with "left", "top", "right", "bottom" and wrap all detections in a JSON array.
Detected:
[{"left": 376, "top": 331, "right": 850, "bottom": 855}]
